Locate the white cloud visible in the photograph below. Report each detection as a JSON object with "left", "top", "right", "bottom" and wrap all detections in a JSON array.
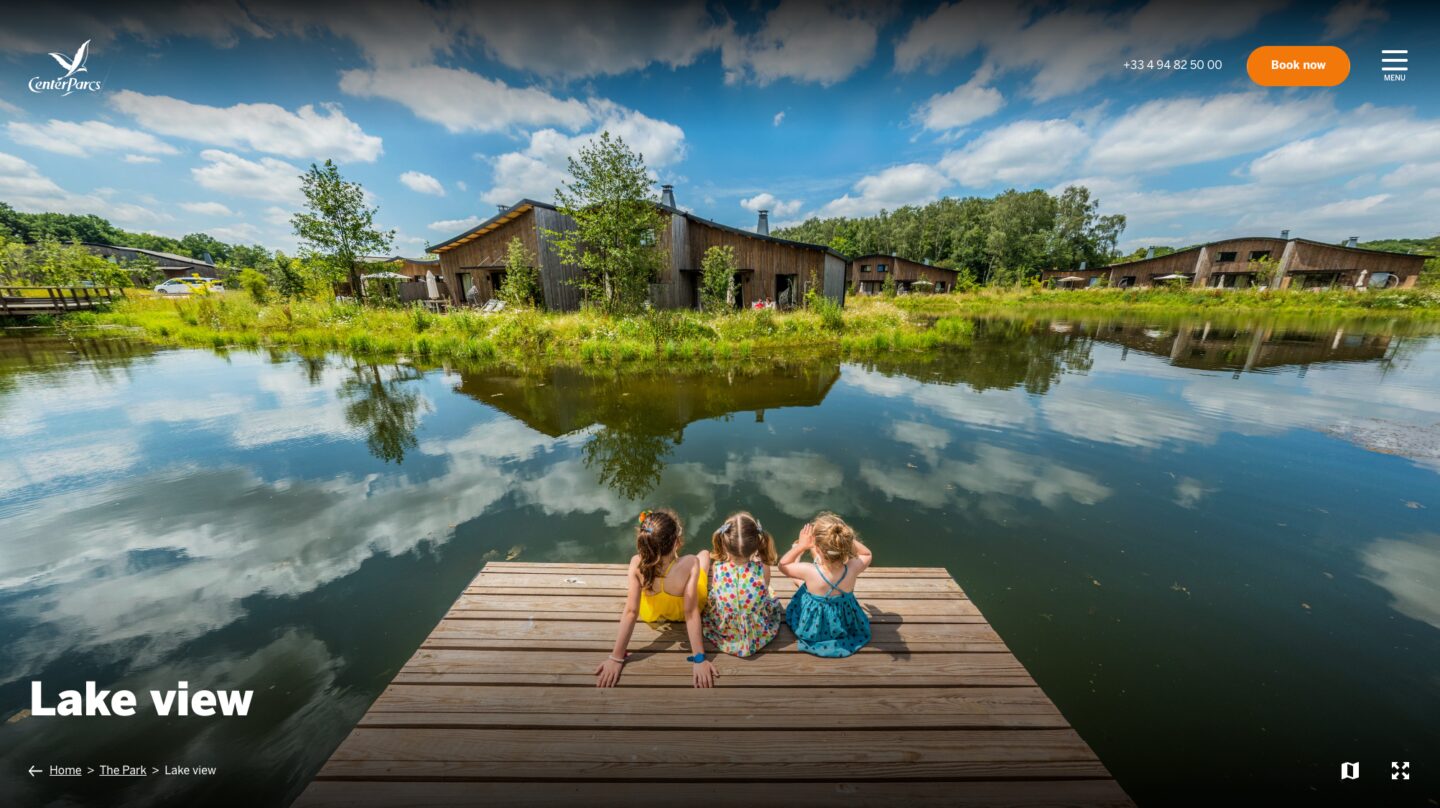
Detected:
[
  {"left": 1359, "top": 533, "right": 1440, "bottom": 630},
  {"left": 7, "top": 119, "right": 178, "bottom": 158},
  {"left": 1324, "top": 0, "right": 1389, "bottom": 39},
  {"left": 895, "top": 0, "right": 1281, "bottom": 101},
  {"left": 915, "top": 65, "right": 1004, "bottom": 131},
  {"left": 339, "top": 65, "right": 591, "bottom": 134},
  {"left": 429, "top": 216, "right": 482, "bottom": 232},
  {"left": 108, "top": 90, "right": 382, "bottom": 163},
  {"left": 940, "top": 119, "right": 1088, "bottom": 187},
  {"left": 179, "top": 201, "right": 236, "bottom": 217},
  {"left": 263, "top": 206, "right": 293, "bottom": 226},
  {"left": 773, "top": 111, "right": 786, "bottom": 127},
  {"left": 722, "top": 0, "right": 882, "bottom": 86},
  {"left": 123, "top": 154, "right": 161, "bottom": 164},
  {"left": 1173, "top": 477, "right": 1214, "bottom": 509},
  {"left": 207, "top": 223, "right": 264, "bottom": 243},
  {"left": 1247, "top": 109, "right": 1440, "bottom": 185},
  {"left": 399, "top": 170, "right": 445, "bottom": 196},
  {"left": 1089, "top": 93, "right": 1334, "bottom": 173},
  {"left": 191, "top": 149, "right": 303, "bottom": 204},
  {"left": 741, "top": 192, "right": 802, "bottom": 218},
  {"left": 456, "top": 180, "right": 468, "bottom": 192},
  {"left": 0, "top": 97, "right": 23, "bottom": 115},
  {"left": 481, "top": 104, "right": 686, "bottom": 205},
  {"left": 817, "top": 163, "right": 948, "bottom": 218},
  {"left": 0, "top": 151, "right": 167, "bottom": 226}
]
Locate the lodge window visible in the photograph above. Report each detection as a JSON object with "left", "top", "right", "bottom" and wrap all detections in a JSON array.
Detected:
[
  {"left": 1216, "top": 251, "right": 1237, "bottom": 263},
  {"left": 1249, "top": 251, "right": 1270, "bottom": 261},
  {"left": 876, "top": 263, "right": 888, "bottom": 273},
  {"left": 860, "top": 264, "right": 871, "bottom": 273},
  {"left": 1118, "top": 276, "right": 1136, "bottom": 287}
]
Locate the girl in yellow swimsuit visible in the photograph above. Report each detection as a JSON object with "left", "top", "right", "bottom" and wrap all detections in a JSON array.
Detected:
[{"left": 595, "top": 508, "right": 716, "bottom": 688}]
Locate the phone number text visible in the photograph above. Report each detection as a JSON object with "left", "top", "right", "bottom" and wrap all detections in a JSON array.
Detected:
[{"left": 1122, "top": 59, "right": 1224, "bottom": 71}]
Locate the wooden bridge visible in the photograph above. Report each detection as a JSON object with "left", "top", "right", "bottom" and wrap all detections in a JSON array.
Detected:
[
  {"left": 295, "top": 562, "right": 1131, "bottom": 807},
  {"left": 1, "top": 286, "right": 125, "bottom": 317}
]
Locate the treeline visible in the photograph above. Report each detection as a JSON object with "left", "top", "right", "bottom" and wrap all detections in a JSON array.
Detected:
[
  {"left": 0, "top": 201, "right": 274, "bottom": 270},
  {"left": 772, "top": 186, "right": 1126, "bottom": 284}
]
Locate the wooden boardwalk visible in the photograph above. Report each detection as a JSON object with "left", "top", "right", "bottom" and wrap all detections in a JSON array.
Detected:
[
  {"left": 295, "top": 562, "right": 1131, "bottom": 807},
  {"left": 1, "top": 286, "right": 124, "bottom": 317}
]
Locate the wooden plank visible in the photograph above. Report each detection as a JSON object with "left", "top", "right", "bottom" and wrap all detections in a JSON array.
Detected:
[
  {"left": 465, "top": 586, "right": 966, "bottom": 600},
  {"left": 320, "top": 726, "right": 1103, "bottom": 772},
  {"left": 393, "top": 649, "right": 1037, "bottom": 687},
  {"left": 470, "top": 572, "right": 964, "bottom": 593},
  {"left": 448, "top": 593, "right": 984, "bottom": 619},
  {"left": 296, "top": 779, "right": 1134, "bottom": 808},
  {"left": 482, "top": 562, "right": 952, "bottom": 576},
  {"left": 420, "top": 613, "right": 1002, "bottom": 645},
  {"left": 445, "top": 608, "right": 988, "bottom": 624},
  {"left": 363, "top": 686, "right": 1069, "bottom": 730}
]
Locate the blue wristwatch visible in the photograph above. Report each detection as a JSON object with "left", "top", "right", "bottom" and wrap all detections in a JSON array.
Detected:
[{"left": 687, "top": 653, "right": 706, "bottom": 663}]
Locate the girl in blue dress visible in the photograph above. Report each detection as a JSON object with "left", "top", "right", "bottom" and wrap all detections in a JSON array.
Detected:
[{"left": 778, "top": 512, "right": 873, "bottom": 657}]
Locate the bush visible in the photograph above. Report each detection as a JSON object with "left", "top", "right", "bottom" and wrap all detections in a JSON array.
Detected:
[
  {"left": 810, "top": 295, "right": 845, "bottom": 331},
  {"left": 238, "top": 268, "right": 272, "bottom": 304},
  {"left": 700, "top": 245, "right": 737, "bottom": 313}
]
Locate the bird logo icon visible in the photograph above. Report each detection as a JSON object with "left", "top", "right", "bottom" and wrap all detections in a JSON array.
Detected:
[{"left": 49, "top": 40, "right": 91, "bottom": 79}]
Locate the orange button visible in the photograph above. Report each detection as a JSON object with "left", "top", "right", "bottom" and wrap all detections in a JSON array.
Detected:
[{"left": 1247, "top": 46, "right": 1349, "bottom": 86}]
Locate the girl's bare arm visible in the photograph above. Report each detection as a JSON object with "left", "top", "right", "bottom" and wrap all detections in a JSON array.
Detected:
[
  {"left": 852, "top": 537, "right": 874, "bottom": 572},
  {"left": 777, "top": 523, "right": 815, "bottom": 580},
  {"left": 683, "top": 558, "right": 717, "bottom": 688},
  {"left": 595, "top": 558, "right": 642, "bottom": 687}
]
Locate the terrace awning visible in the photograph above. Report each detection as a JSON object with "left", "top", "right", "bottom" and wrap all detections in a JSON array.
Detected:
[
  {"left": 1056, "top": 276, "right": 1085, "bottom": 282},
  {"left": 1155, "top": 273, "right": 1191, "bottom": 280}
]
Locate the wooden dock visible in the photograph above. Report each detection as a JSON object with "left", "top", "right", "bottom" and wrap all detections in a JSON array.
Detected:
[
  {"left": 295, "top": 562, "right": 1131, "bottom": 807},
  {"left": 1, "top": 286, "right": 125, "bottom": 317}
]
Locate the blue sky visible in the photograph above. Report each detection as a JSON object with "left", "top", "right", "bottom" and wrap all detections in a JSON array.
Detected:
[{"left": 0, "top": 0, "right": 1436, "bottom": 257}]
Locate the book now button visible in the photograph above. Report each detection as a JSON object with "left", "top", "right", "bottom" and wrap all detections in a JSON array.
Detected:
[{"left": 1247, "top": 46, "right": 1350, "bottom": 86}]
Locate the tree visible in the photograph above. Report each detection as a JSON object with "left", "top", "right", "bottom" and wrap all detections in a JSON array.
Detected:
[
  {"left": 498, "top": 236, "right": 543, "bottom": 308},
  {"left": 548, "top": 132, "right": 666, "bottom": 313},
  {"left": 179, "top": 232, "right": 230, "bottom": 264},
  {"left": 882, "top": 269, "right": 896, "bottom": 297},
  {"left": 699, "top": 244, "right": 737, "bottom": 312},
  {"left": 291, "top": 159, "right": 394, "bottom": 301}
]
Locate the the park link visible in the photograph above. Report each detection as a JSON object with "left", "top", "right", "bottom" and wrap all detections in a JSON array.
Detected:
[{"left": 28, "top": 76, "right": 102, "bottom": 95}]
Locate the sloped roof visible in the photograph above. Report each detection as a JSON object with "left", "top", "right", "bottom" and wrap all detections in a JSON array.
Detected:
[{"left": 428, "top": 199, "right": 844, "bottom": 259}]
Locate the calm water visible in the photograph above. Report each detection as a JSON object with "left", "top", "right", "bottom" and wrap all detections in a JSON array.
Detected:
[{"left": 1, "top": 317, "right": 1439, "bottom": 806}]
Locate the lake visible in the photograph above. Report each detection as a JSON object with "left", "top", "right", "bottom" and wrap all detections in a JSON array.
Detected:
[{"left": 1, "top": 315, "right": 1438, "bottom": 806}]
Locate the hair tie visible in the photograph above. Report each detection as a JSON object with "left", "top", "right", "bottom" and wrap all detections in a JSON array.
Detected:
[
  {"left": 720, "top": 521, "right": 733, "bottom": 534},
  {"left": 638, "top": 510, "right": 653, "bottom": 534}
]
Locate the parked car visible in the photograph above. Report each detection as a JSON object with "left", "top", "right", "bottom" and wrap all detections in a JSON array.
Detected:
[{"left": 153, "top": 278, "right": 224, "bottom": 295}]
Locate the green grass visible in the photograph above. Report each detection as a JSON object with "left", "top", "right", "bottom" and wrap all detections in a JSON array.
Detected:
[
  {"left": 64, "top": 285, "right": 1440, "bottom": 368},
  {"left": 74, "top": 295, "right": 975, "bottom": 367},
  {"left": 892, "top": 286, "right": 1440, "bottom": 319}
]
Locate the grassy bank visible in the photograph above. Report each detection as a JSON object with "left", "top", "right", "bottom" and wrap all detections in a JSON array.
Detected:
[
  {"left": 56, "top": 286, "right": 1440, "bottom": 366},
  {"left": 70, "top": 294, "right": 976, "bottom": 365},
  {"left": 894, "top": 285, "right": 1440, "bottom": 319}
]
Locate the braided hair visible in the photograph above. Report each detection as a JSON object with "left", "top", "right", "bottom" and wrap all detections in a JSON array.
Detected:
[{"left": 711, "top": 511, "right": 778, "bottom": 565}]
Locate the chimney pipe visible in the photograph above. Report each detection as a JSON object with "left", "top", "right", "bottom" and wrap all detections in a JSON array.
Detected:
[
  {"left": 661, "top": 184, "right": 676, "bottom": 208},
  {"left": 497, "top": 204, "right": 508, "bottom": 213},
  {"left": 757, "top": 210, "right": 769, "bottom": 236},
  {"left": 1346, "top": 236, "right": 1358, "bottom": 248},
  {"left": 1280, "top": 229, "right": 1290, "bottom": 240},
  {"left": 1145, "top": 247, "right": 1155, "bottom": 259}
]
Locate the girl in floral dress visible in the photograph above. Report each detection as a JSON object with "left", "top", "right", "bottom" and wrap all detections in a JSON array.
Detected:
[{"left": 702, "top": 511, "right": 785, "bottom": 658}]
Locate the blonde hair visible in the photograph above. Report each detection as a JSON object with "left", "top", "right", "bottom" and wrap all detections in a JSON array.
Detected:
[
  {"left": 711, "top": 511, "right": 778, "bottom": 566},
  {"left": 810, "top": 512, "right": 857, "bottom": 564},
  {"left": 636, "top": 508, "right": 682, "bottom": 590}
]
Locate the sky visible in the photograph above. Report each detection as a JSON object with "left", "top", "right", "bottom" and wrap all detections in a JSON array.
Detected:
[{"left": 0, "top": 0, "right": 1436, "bottom": 257}]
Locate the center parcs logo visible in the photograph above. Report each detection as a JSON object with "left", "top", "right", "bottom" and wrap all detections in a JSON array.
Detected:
[{"left": 30, "top": 40, "right": 103, "bottom": 96}]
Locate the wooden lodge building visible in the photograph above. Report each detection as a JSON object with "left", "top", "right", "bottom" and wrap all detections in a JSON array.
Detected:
[
  {"left": 428, "top": 188, "right": 847, "bottom": 311},
  {"left": 83, "top": 243, "right": 217, "bottom": 279},
  {"left": 1041, "top": 233, "right": 1425, "bottom": 290},
  {"left": 848, "top": 253, "right": 960, "bottom": 294}
]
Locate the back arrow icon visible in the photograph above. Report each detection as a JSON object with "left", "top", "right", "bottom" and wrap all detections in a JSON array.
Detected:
[{"left": 27, "top": 766, "right": 40, "bottom": 777}]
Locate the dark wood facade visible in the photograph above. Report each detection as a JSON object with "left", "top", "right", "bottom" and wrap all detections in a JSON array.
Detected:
[
  {"left": 848, "top": 254, "right": 960, "bottom": 294},
  {"left": 431, "top": 200, "right": 846, "bottom": 311},
  {"left": 1042, "top": 237, "right": 1425, "bottom": 290}
]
